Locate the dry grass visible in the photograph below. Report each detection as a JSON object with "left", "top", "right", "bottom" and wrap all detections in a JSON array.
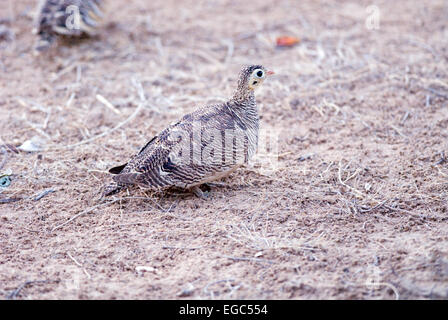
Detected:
[{"left": 0, "top": 0, "right": 447, "bottom": 299}]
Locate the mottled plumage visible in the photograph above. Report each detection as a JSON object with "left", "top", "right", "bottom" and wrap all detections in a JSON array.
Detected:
[
  {"left": 33, "top": 0, "right": 103, "bottom": 51},
  {"left": 102, "top": 65, "right": 273, "bottom": 199}
]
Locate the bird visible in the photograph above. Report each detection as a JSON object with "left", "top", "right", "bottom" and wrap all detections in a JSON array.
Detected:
[
  {"left": 33, "top": 0, "right": 103, "bottom": 52},
  {"left": 102, "top": 65, "right": 274, "bottom": 199}
]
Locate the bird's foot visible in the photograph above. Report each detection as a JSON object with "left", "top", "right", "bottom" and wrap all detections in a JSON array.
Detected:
[{"left": 192, "top": 185, "right": 211, "bottom": 200}]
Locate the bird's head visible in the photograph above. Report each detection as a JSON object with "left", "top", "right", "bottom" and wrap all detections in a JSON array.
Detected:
[{"left": 233, "top": 65, "right": 274, "bottom": 100}]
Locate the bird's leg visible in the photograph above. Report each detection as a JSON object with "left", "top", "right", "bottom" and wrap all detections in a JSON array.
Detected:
[{"left": 191, "top": 185, "right": 210, "bottom": 200}]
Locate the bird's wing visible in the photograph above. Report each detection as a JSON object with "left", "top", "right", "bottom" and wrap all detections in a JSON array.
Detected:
[
  {"left": 112, "top": 126, "right": 172, "bottom": 188},
  {"left": 112, "top": 103, "right": 245, "bottom": 189}
]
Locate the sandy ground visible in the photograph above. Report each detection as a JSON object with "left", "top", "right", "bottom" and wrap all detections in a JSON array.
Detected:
[{"left": 0, "top": 0, "right": 447, "bottom": 300}]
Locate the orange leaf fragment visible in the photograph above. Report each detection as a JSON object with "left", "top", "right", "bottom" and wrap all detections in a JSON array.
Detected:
[{"left": 276, "top": 36, "right": 300, "bottom": 47}]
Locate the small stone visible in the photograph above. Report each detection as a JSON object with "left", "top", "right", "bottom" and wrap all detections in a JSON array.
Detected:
[{"left": 177, "top": 283, "right": 195, "bottom": 297}]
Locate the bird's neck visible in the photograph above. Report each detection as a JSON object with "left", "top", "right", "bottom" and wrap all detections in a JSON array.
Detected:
[
  {"left": 228, "top": 91, "right": 258, "bottom": 125},
  {"left": 231, "top": 87, "right": 255, "bottom": 104}
]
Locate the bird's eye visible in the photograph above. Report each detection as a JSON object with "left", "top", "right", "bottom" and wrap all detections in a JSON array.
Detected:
[
  {"left": 256, "top": 70, "right": 264, "bottom": 78},
  {"left": 0, "top": 176, "right": 11, "bottom": 188}
]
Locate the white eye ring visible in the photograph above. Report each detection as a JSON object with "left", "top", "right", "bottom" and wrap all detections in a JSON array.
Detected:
[{"left": 254, "top": 69, "right": 264, "bottom": 78}]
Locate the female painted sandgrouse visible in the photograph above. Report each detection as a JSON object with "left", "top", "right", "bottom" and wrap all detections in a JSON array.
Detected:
[
  {"left": 102, "top": 65, "right": 274, "bottom": 199},
  {"left": 33, "top": 0, "right": 103, "bottom": 51}
]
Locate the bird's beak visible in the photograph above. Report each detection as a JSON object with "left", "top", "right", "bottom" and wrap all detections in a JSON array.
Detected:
[{"left": 266, "top": 70, "right": 275, "bottom": 76}]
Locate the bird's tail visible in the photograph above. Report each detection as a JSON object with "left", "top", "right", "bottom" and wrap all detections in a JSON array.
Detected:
[{"left": 99, "top": 182, "right": 124, "bottom": 199}]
